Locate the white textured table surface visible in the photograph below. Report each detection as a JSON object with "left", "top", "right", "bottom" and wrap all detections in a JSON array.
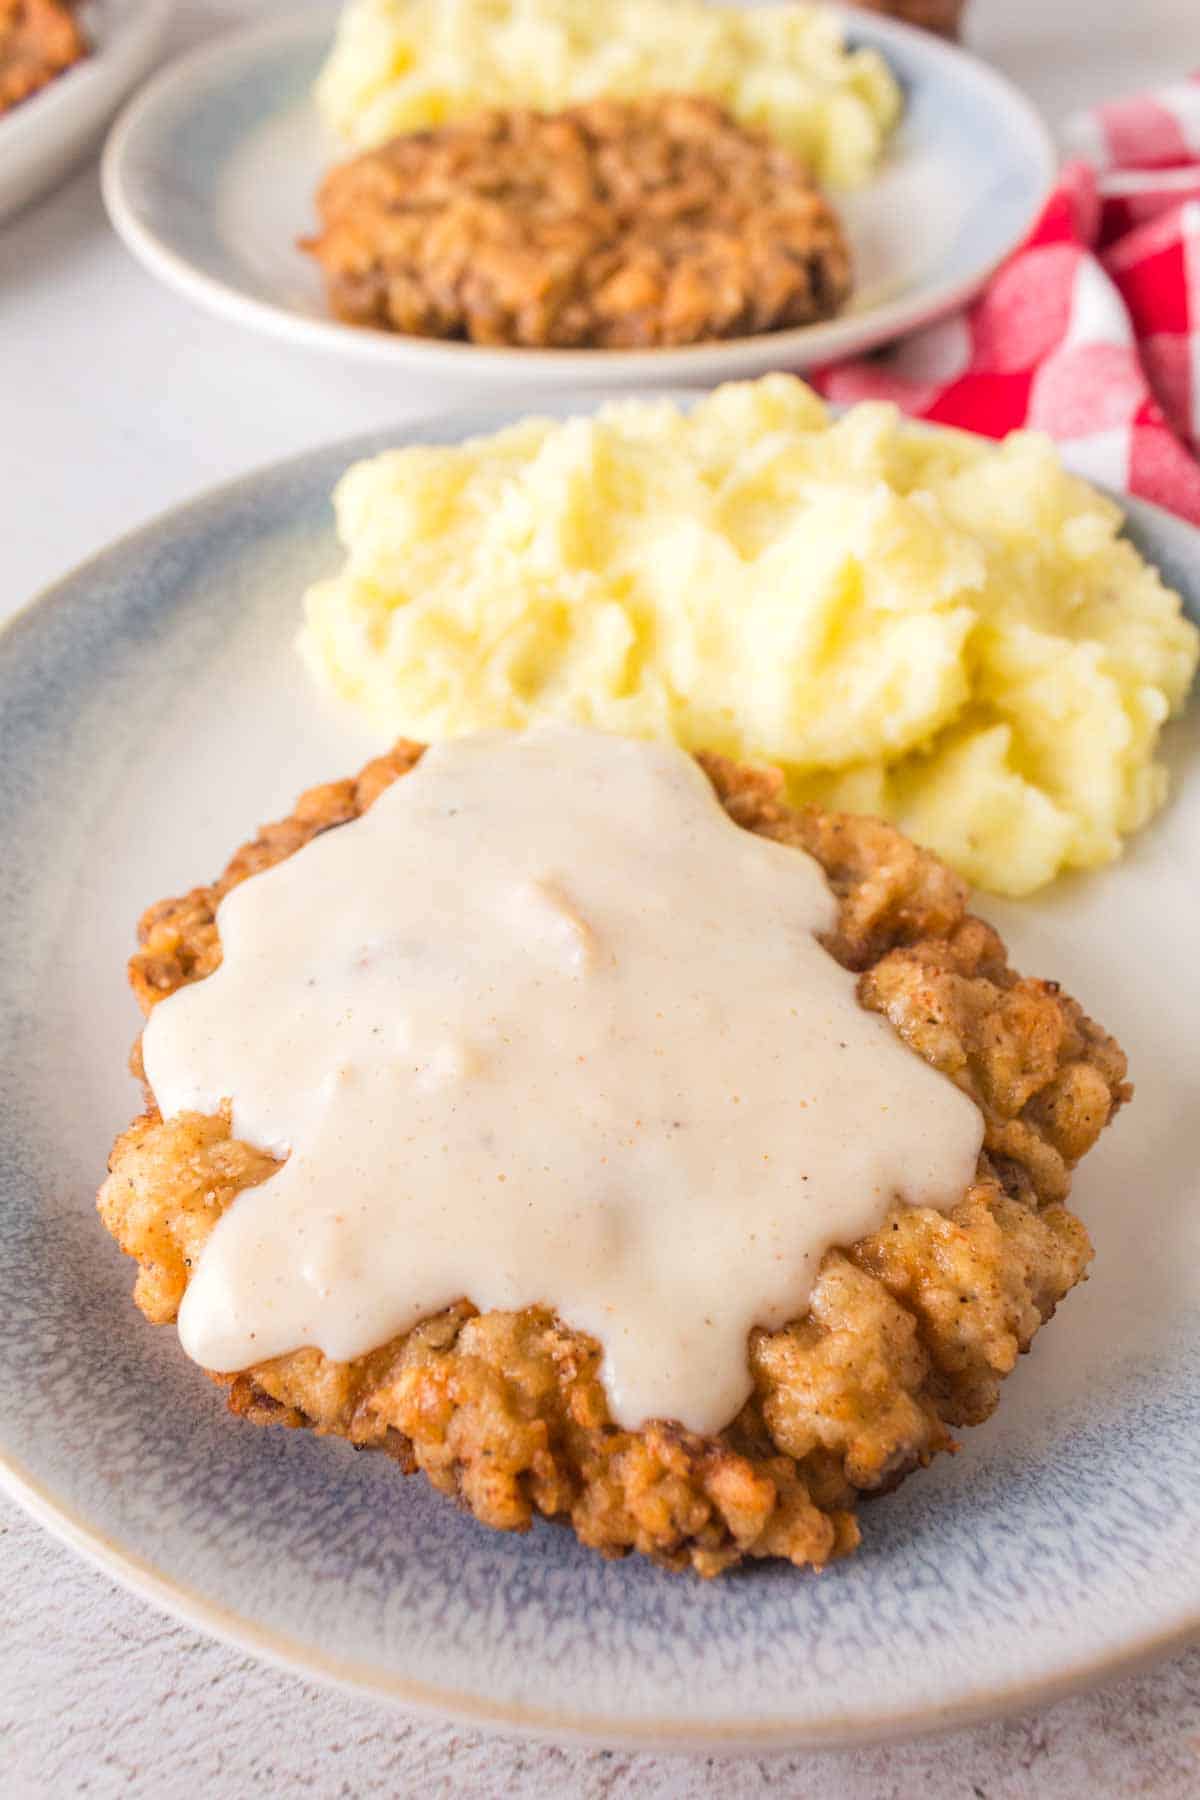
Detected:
[{"left": 4, "top": 2, "right": 1200, "bottom": 1794}]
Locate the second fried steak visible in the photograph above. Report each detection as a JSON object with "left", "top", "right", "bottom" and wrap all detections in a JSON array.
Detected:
[
  {"left": 303, "top": 95, "right": 852, "bottom": 348},
  {"left": 98, "top": 745, "right": 1129, "bottom": 1576}
]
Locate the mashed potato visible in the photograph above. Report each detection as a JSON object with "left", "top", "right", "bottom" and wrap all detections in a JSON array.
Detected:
[
  {"left": 315, "top": 0, "right": 901, "bottom": 190},
  {"left": 300, "top": 378, "right": 1198, "bottom": 895}
]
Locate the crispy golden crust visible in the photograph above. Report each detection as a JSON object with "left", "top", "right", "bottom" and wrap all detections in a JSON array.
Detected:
[
  {"left": 99, "top": 745, "right": 1129, "bottom": 1576},
  {"left": 302, "top": 95, "right": 851, "bottom": 349},
  {"left": 0, "top": 0, "right": 85, "bottom": 113}
]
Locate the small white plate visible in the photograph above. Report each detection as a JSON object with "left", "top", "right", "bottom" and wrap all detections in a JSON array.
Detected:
[
  {"left": 101, "top": 6, "right": 1055, "bottom": 388},
  {"left": 0, "top": 0, "right": 168, "bottom": 224},
  {"left": 0, "top": 398, "right": 1198, "bottom": 1750}
]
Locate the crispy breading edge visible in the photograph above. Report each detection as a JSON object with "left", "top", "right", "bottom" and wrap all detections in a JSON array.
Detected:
[{"left": 98, "top": 744, "right": 1129, "bottom": 1576}]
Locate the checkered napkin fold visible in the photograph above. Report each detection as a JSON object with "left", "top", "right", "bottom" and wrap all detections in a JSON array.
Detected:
[{"left": 815, "top": 73, "right": 1200, "bottom": 524}]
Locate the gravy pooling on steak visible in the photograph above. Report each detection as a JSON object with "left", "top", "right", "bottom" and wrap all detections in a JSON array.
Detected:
[{"left": 141, "top": 726, "right": 982, "bottom": 1435}]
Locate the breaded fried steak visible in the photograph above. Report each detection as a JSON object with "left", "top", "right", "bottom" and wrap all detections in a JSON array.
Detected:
[
  {"left": 98, "top": 744, "right": 1129, "bottom": 1576},
  {"left": 301, "top": 96, "right": 852, "bottom": 349}
]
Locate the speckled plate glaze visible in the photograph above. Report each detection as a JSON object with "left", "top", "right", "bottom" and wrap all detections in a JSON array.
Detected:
[
  {"left": 1, "top": 399, "right": 1198, "bottom": 1751},
  {"left": 99, "top": 5, "right": 1053, "bottom": 388}
]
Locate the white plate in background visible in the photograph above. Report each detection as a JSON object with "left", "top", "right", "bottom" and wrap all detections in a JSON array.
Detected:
[{"left": 101, "top": 6, "right": 1055, "bottom": 387}]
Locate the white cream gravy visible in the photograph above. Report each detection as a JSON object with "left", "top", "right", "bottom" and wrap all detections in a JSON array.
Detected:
[{"left": 144, "top": 727, "right": 983, "bottom": 1435}]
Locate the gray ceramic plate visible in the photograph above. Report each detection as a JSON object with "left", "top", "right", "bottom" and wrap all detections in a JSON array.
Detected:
[{"left": 1, "top": 400, "right": 1198, "bottom": 1750}]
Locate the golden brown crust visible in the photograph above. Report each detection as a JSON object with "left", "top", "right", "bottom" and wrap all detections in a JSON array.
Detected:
[
  {"left": 99, "top": 743, "right": 1129, "bottom": 1576},
  {"left": 301, "top": 95, "right": 852, "bottom": 349},
  {"left": 0, "top": 0, "right": 86, "bottom": 114}
]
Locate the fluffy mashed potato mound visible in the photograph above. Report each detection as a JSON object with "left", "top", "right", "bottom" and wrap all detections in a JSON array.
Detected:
[
  {"left": 300, "top": 377, "right": 1199, "bottom": 895},
  {"left": 315, "top": 0, "right": 901, "bottom": 189}
]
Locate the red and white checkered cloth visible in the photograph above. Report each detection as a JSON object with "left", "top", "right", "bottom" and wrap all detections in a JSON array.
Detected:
[{"left": 815, "top": 73, "right": 1200, "bottom": 524}]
